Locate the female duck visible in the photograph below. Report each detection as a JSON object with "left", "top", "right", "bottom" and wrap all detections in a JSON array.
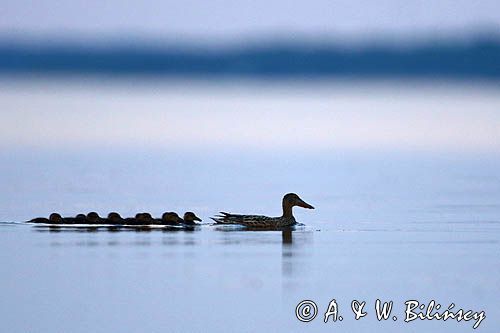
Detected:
[{"left": 212, "top": 193, "right": 314, "bottom": 228}]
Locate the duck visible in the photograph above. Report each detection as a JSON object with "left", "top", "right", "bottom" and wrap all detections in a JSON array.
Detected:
[
  {"left": 28, "top": 212, "right": 63, "bottom": 224},
  {"left": 211, "top": 193, "right": 314, "bottom": 228},
  {"left": 182, "top": 212, "right": 202, "bottom": 225}
]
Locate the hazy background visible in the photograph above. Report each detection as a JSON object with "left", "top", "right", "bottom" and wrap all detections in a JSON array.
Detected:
[{"left": 1, "top": 0, "right": 500, "bottom": 153}]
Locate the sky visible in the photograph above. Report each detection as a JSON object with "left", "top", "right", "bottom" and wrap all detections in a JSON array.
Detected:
[{"left": 2, "top": 0, "right": 500, "bottom": 44}]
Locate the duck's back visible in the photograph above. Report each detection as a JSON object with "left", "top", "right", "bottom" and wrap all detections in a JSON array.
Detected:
[{"left": 213, "top": 212, "right": 296, "bottom": 228}]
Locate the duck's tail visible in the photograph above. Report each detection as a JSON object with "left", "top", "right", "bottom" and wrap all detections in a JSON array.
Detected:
[{"left": 211, "top": 212, "right": 243, "bottom": 224}]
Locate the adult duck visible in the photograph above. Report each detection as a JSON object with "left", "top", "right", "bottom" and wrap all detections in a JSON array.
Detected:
[{"left": 212, "top": 193, "right": 314, "bottom": 228}]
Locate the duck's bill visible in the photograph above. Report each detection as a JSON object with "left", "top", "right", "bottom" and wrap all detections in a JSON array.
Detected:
[
  {"left": 194, "top": 216, "right": 202, "bottom": 222},
  {"left": 298, "top": 199, "right": 314, "bottom": 209}
]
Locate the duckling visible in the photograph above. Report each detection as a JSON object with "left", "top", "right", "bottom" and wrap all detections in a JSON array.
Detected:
[
  {"left": 106, "top": 212, "right": 123, "bottom": 224},
  {"left": 60, "top": 214, "right": 86, "bottom": 224},
  {"left": 141, "top": 212, "right": 154, "bottom": 223},
  {"left": 86, "top": 212, "right": 101, "bottom": 224},
  {"left": 61, "top": 215, "right": 77, "bottom": 224},
  {"left": 160, "top": 212, "right": 183, "bottom": 226},
  {"left": 134, "top": 212, "right": 154, "bottom": 225},
  {"left": 183, "top": 212, "right": 202, "bottom": 225},
  {"left": 50, "top": 213, "right": 63, "bottom": 223},
  {"left": 123, "top": 216, "right": 137, "bottom": 225},
  {"left": 28, "top": 212, "right": 63, "bottom": 224},
  {"left": 28, "top": 216, "right": 49, "bottom": 224},
  {"left": 75, "top": 214, "right": 87, "bottom": 224}
]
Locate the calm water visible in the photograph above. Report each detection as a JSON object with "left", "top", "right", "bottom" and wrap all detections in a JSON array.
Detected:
[{"left": 1, "top": 79, "right": 500, "bottom": 332}]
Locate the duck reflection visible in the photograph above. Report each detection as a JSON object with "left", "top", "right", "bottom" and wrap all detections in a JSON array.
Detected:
[
  {"left": 282, "top": 229, "right": 293, "bottom": 244},
  {"left": 213, "top": 225, "right": 302, "bottom": 244},
  {"left": 280, "top": 229, "right": 314, "bottom": 291},
  {"left": 213, "top": 225, "right": 312, "bottom": 285}
]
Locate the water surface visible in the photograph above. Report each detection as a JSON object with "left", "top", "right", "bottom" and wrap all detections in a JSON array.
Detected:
[{"left": 1, "top": 79, "right": 499, "bottom": 332}]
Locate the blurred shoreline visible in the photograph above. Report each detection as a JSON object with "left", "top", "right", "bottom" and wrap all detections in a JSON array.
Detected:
[{"left": 1, "top": 35, "right": 499, "bottom": 79}]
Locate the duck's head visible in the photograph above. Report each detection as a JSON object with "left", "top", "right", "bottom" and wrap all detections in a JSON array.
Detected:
[
  {"left": 87, "top": 212, "right": 100, "bottom": 223},
  {"left": 183, "top": 212, "right": 202, "bottom": 223},
  {"left": 107, "top": 212, "right": 122, "bottom": 223},
  {"left": 49, "top": 213, "right": 62, "bottom": 223},
  {"left": 162, "top": 212, "right": 183, "bottom": 224},
  {"left": 283, "top": 193, "right": 314, "bottom": 209}
]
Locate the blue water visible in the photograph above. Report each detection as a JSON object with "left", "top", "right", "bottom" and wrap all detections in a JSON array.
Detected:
[
  {"left": 1, "top": 150, "right": 499, "bottom": 332},
  {"left": 0, "top": 79, "right": 499, "bottom": 332}
]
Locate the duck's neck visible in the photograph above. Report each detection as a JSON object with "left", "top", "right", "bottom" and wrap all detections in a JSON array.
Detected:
[{"left": 282, "top": 202, "right": 294, "bottom": 219}]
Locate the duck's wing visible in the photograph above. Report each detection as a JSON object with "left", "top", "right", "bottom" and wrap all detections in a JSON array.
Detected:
[{"left": 211, "top": 212, "right": 279, "bottom": 227}]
